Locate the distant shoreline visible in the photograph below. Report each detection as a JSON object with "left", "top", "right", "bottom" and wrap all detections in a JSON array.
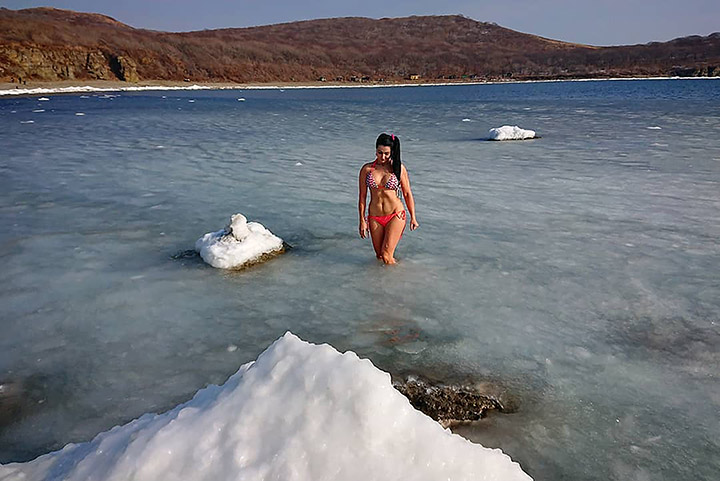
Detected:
[{"left": 1, "top": 76, "right": 718, "bottom": 97}]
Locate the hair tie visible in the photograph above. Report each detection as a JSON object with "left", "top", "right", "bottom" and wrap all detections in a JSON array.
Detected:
[{"left": 391, "top": 134, "right": 395, "bottom": 141}]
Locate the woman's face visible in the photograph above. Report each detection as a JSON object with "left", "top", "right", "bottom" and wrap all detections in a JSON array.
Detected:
[{"left": 375, "top": 145, "right": 392, "bottom": 165}]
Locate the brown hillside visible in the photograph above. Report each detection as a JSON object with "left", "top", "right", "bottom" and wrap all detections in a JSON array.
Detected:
[{"left": 1, "top": 7, "right": 718, "bottom": 83}]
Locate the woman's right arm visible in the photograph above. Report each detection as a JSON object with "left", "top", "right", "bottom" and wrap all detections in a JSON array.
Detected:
[{"left": 358, "top": 166, "right": 369, "bottom": 238}]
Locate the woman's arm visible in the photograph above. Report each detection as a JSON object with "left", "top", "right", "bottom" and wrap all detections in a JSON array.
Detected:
[
  {"left": 400, "top": 166, "right": 419, "bottom": 230},
  {"left": 358, "top": 166, "right": 369, "bottom": 238}
]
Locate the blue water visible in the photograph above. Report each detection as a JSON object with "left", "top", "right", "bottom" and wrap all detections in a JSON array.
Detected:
[{"left": 1, "top": 79, "right": 719, "bottom": 480}]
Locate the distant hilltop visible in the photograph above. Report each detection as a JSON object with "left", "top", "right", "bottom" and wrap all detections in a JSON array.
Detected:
[{"left": 1, "top": 7, "right": 719, "bottom": 84}]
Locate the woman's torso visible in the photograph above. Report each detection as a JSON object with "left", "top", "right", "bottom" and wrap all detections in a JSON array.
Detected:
[{"left": 365, "top": 162, "right": 404, "bottom": 216}]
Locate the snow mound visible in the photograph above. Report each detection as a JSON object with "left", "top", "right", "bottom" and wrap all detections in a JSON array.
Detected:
[
  {"left": 195, "top": 213, "right": 284, "bottom": 269},
  {"left": 0, "top": 333, "right": 531, "bottom": 481},
  {"left": 488, "top": 125, "right": 537, "bottom": 140}
]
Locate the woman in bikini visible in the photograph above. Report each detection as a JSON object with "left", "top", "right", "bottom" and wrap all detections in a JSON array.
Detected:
[{"left": 358, "top": 133, "right": 419, "bottom": 264}]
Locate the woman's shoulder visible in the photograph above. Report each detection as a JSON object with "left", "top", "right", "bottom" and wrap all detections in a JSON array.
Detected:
[{"left": 360, "top": 161, "right": 374, "bottom": 172}]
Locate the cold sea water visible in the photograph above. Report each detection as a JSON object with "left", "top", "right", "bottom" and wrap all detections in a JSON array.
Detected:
[{"left": 1, "top": 79, "right": 719, "bottom": 480}]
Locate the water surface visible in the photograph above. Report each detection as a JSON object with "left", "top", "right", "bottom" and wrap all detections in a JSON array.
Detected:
[{"left": 1, "top": 79, "right": 719, "bottom": 480}]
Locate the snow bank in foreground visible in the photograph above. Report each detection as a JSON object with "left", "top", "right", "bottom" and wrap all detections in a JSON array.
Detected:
[
  {"left": 488, "top": 125, "right": 537, "bottom": 140},
  {"left": 195, "top": 213, "right": 284, "bottom": 269},
  {"left": 0, "top": 333, "right": 531, "bottom": 481}
]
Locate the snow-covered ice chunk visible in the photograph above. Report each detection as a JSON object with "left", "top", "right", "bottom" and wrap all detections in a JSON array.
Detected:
[
  {"left": 488, "top": 125, "right": 537, "bottom": 141},
  {"left": 195, "top": 213, "right": 284, "bottom": 269},
  {"left": 226, "top": 213, "right": 251, "bottom": 241},
  {"left": 0, "top": 333, "right": 531, "bottom": 481}
]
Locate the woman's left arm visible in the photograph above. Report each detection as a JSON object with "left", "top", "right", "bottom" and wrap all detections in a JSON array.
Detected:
[{"left": 400, "top": 166, "right": 419, "bottom": 231}]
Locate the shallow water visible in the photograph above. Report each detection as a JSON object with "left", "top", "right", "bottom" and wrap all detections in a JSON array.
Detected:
[{"left": 1, "top": 79, "right": 719, "bottom": 480}]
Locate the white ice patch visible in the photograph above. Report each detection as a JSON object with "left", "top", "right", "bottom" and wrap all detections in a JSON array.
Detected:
[
  {"left": 0, "top": 85, "right": 235, "bottom": 97},
  {"left": 488, "top": 125, "right": 537, "bottom": 141},
  {"left": 0, "top": 333, "right": 531, "bottom": 481},
  {"left": 195, "top": 213, "right": 284, "bottom": 269}
]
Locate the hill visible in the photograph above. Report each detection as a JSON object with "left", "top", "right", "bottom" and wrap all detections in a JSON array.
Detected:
[{"left": 1, "top": 7, "right": 719, "bottom": 84}]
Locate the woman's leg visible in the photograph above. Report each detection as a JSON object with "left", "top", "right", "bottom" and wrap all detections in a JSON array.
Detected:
[
  {"left": 380, "top": 215, "right": 406, "bottom": 264},
  {"left": 368, "top": 220, "right": 385, "bottom": 259}
]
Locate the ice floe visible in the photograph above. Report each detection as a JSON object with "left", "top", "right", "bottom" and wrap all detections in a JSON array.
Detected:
[
  {"left": 488, "top": 125, "right": 537, "bottom": 141},
  {"left": 195, "top": 213, "right": 285, "bottom": 269},
  {"left": 0, "top": 333, "right": 531, "bottom": 481}
]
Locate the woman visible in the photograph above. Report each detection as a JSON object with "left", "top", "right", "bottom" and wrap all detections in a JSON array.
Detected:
[{"left": 358, "top": 133, "right": 419, "bottom": 264}]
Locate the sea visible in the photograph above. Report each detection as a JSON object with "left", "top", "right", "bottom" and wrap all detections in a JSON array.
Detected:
[{"left": 1, "top": 78, "right": 719, "bottom": 480}]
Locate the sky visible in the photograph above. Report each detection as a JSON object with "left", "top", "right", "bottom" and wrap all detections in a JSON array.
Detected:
[{"left": 2, "top": 0, "right": 718, "bottom": 46}]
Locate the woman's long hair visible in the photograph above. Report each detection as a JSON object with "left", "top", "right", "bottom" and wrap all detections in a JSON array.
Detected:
[{"left": 376, "top": 133, "right": 401, "bottom": 181}]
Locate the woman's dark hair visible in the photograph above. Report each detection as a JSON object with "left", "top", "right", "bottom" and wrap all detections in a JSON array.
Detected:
[{"left": 376, "top": 133, "right": 401, "bottom": 181}]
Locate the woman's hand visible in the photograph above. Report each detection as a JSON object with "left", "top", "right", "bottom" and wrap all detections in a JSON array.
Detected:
[
  {"left": 410, "top": 218, "right": 419, "bottom": 231},
  {"left": 359, "top": 219, "right": 369, "bottom": 238}
]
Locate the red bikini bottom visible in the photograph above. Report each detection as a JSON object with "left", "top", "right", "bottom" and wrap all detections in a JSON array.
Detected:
[{"left": 367, "top": 210, "right": 406, "bottom": 228}]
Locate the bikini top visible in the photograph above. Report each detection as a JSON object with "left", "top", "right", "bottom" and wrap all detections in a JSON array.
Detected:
[{"left": 366, "top": 162, "right": 400, "bottom": 191}]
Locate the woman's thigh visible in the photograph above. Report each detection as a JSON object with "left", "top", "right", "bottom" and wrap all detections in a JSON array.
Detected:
[
  {"left": 368, "top": 220, "right": 385, "bottom": 257},
  {"left": 382, "top": 215, "right": 406, "bottom": 255}
]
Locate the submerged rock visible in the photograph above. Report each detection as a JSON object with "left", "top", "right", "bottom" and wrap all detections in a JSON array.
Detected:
[
  {"left": 0, "top": 380, "right": 23, "bottom": 428},
  {"left": 171, "top": 249, "right": 200, "bottom": 260},
  {"left": 394, "top": 377, "right": 504, "bottom": 427},
  {"left": 195, "top": 213, "right": 285, "bottom": 269}
]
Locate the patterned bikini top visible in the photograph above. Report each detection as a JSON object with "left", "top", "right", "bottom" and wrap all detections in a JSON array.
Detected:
[{"left": 366, "top": 161, "right": 400, "bottom": 191}]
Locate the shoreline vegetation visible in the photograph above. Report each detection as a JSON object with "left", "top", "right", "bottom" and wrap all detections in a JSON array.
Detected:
[
  {"left": 2, "top": 8, "right": 718, "bottom": 92},
  {"left": 2, "top": 76, "right": 719, "bottom": 98}
]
